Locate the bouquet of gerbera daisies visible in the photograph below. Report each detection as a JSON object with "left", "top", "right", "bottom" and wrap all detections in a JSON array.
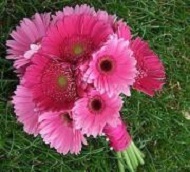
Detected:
[{"left": 6, "top": 4, "right": 165, "bottom": 172}]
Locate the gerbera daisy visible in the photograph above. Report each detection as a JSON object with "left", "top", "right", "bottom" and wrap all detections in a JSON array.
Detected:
[
  {"left": 23, "top": 53, "right": 78, "bottom": 111},
  {"left": 52, "top": 4, "right": 116, "bottom": 26},
  {"left": 72, "top": 90, "right": 122, "bottom": 137},
  {"left": 12, "top": 85, "right": 40, "bottom": 136},
  {"left": 41, "top": 14, "right": 113, "bottom": 64},
  {"left": 84, "top": 35, "right": 137, "bottom": 97},
  {"left": 131, "top": 37, "right": 165, "bottom": 96},
  {"left": 39, "top": 111, "right": 87, "bottom": 155},
  {"left": 6, "top": 13, "right": 51, "bottom": 71},
  {"left": 52, "top": 4, "right": 96, "bottom": 24}
]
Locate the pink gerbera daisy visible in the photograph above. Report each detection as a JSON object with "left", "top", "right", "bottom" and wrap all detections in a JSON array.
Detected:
[
  {"left": 6, "top": 13, "right": 51, "bottom": 71},
  {"left": 52, "top": 4, "right": 116, "bottom": 26},
  {"left": 39, "top": 111, "right": 87, "bottom": 155},
  {"left": 41, "top": 14, "right": 113, "bottom": 64},
  {"left": 12, "top": 85, "right": 40, "bottom": 136},
  {"left": 131, "top": 37, "right": 165, "bottom": 96},
  {"left": 84, "top": 35, "right": 137, "bottom": 97},
  {"left": 23, "top": 53, "right": 78, "bottom": 111},
  {"left": 52, "top": 4, "right": 96, "bottom": 24},
  {"left": 72, "top": 90, "right": 122, "bottom": 137}
]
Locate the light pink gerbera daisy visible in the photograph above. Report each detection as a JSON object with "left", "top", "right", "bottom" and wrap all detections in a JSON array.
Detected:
[
  {"left": 131, "top": 37, "right": 165, "bottom": 96},
  {"left": 6, "top": 13, "right": 51, "bottom": 71},
  {"left": 23, "top": 53, "right": 78, "bottom": 112},
  {"left": 72, "top": 90, "right": 122, "bottom": 137},
  {"left": 39, "top": 111, "right": 87, "bottom": 155},
  {"left": 12, "top": 85, "right": 40, "bottom": 136},
  {"left": 52, "top": 4, "right": 116, "bottom": 26},
  {"left": 84, "top": 35, "right": 137, "bottom": 97},
  {"left": 41, "top": 14, "right": 113, "bottom": 64}
]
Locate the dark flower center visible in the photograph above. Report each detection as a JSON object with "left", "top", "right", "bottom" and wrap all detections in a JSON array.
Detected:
[
  {"left": 89, "top": 96, "right": 105, "bottom": 114},
  {"left": 61, "top": 113, "right": 73, "bottom": 127},
  {"left": 98, "top": 57, "right": 115, "bottom": 74},
  {"left": 100, "top": 59, "right": 113, "bottom": 72},
  {"left": 91, "top": 99, "right": 102, "bottom": 111}
]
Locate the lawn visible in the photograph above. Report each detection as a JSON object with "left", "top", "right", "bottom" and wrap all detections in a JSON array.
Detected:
[{"left": 0, "top": 0, "right": 190, "bottom": 171}]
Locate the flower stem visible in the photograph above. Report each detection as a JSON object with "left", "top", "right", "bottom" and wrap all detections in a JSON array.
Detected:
[
  {"left": 127, "top": 144, "right": 138, "bottom": 169},
  {"left": 122, "top": 150, "right": 134, "bottom": 172},
  {"left": 117, "top": 152, "right": 125, "bottom": 172},
  {"left": 118, "top": 141, "right": 145, "bottom": 172},
  {"left": 131, "top": 142, "right": 145, "bottom": 165}
]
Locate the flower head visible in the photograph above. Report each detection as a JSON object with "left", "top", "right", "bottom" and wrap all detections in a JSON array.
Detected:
[
  {"left": 42, "top": 14, "right": 113, "bottom": 64},
  {"left": 84, "top": 35, "right": 137, "bottom": 96},
  {"left": 23, "top": 53, "right": 78, "bottom": 111},
  {"left": 12, "top": 85, "right": 40, "bottom": 136},
  {"left": 52, "top": 4, "right": 96, "bottom": 24},
  {"left": 52, "top": 4, "right": 116, "bottom": 26},
  {"left": 6, "top": 13, "right": 51, "bottom": 71},
  {"left": 39, "top": 111, "right": 87, "bottom": 155},
  {"left": 131, "top": 37, "right": 165, "bottom": 96},
  {"left": 72, "top": 90, "right": 122, "bottom": 137}
]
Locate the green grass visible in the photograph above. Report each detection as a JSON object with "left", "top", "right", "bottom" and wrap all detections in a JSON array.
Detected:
[{"left": 0, "top": 0, "right": 190, "bottom": 171}]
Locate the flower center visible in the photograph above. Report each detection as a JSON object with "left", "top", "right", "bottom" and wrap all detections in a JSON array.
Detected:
[
  {"left": 89, "top": 96, "right": 104, "bottom": 114},
  {"left": 73, "top": 44, "right": 83, "bottom": 55},
  {"left": 98, "top": 56, "right": 115, "bottom": 74},
  {"left": 61, "top": 113, "right": 73, "bottom": 127},
  {"left": 39, "top": 61, "right": 77, "bottom": 111},
  {"left": 57, "top": 75, "right": 68, "bottom": 88},
  {"left": 60, "top": 36, "right": 94, "bottom": 64},
  {"left": 91, "top": 99, "right": 102, "bottom": 111}
]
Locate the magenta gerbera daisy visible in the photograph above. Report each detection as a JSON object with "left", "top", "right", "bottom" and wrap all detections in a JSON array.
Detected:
[
  {"left": 72, "top": 90, "right": 122, "bottom": 137},
  {"left": 52, "top": 4, "right": 96, "bottom": 24},
  {"left": 6, "top": 13, "right": 51, "bottom": 71},
  {"left": 12, "top": 85, "right": 40, "bottom": 136},
  {"left": 52, "top": 4, "right": 116, "bottom": 26},
  {"left": 23, "top": 53, "right": 78, "bottom": 111},
  {"left": 84, "top": 35, "right": 137, "bottom": 97},
  {"left": 41, "top": 14, "right": 113, "bottom": 64},
  {"left": 131, "top": 37, "right": 165, "bottom": 96},
  {"left": 39, "top": 111, "right": 87, "bottom": 155}
]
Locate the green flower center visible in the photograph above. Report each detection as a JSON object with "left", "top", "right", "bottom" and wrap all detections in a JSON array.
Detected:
[
  {"left": 73, "top": 44, "right": 83, "bottom": 55},
  {"left": 57, "top": 75, "right": 67, "bottom": 88}
]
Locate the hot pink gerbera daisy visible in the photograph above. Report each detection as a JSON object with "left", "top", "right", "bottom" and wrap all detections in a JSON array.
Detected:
[
  {"left": 23, "top": 53, "right": 78, "bottom": 111},
  {"left": 39, "top": 111, "right": 87, "bottom": 155},
  {"left": 72, "top": 90, "right": 122, "bottom": 137},
  {"left": 41, "top": 14, "right": 113, "bottom": 64},
  {"left": 52, "top": 4, "right": 116, "bottom": 26},
  {"left": 52, "top": 4, "right": 96, "bottom": 23},
  {"left": 131, "top": 37, "right": 165, "bottom": 96},
  {"left": 12, "top": 85, "right": 40, "bottom": 136},
  {"left": 84, "top": 35, "right": 137, "bottom": 97},
  {"left": 6, "top": 13, "right": 51, "bottom": 71}
]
